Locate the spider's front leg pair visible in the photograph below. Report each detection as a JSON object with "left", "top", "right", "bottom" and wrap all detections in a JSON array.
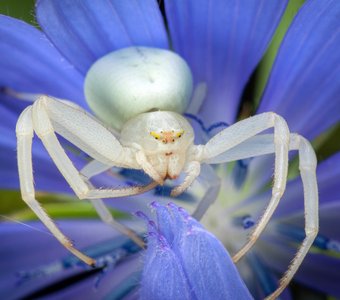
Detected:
[
  {"left": 16, "top": 96, "right": 157, "bottom": 265},
  {"left": 196, "top": 112, "right": 318, "bottom": 299}
]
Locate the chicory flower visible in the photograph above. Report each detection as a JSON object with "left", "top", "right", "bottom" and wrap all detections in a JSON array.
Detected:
[
  {"left": 137, "top": 202, "right": 252, "bottom": 299},
  {"left": 0, "top": 0, "right": 339, "bottom": 299}
]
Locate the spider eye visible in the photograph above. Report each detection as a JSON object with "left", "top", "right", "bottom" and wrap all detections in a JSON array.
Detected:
[
  {"left": 176, "top": 130, "right": 184, "bottom": 138},
  {"left": 150, "top": 131, "right": 161, "bottom": 140}
]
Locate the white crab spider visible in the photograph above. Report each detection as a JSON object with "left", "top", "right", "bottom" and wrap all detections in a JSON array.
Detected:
[{"left": 16, "top": 46, "right": 318, "bottom": 299}]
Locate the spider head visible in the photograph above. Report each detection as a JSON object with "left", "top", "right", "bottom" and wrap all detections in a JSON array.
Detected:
[
  {"left": 120, "top": 111, "right": 194, "bottom": 182},
  {"left": 120, "top": 111, "right": 194, "bottom": 155}
]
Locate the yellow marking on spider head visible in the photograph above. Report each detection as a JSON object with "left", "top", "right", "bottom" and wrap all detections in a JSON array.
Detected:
[
  {"left": 176, "top": 130, "right": 184, "bottom": 138},
  {"left": 150, "top": 130, "right": 185, "bottom": 144},
  {"left": 150, "top": 131, "right": 161, "bottom": 139}
]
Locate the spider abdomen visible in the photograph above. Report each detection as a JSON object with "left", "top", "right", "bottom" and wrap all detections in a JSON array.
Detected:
[{"left": 84, "top": 47, "right": 193, "bottom": 131}]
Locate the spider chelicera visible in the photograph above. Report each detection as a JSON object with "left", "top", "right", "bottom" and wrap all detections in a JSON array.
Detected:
[{"left": 16, "top": 47, "right": 318, "bottom": 299}]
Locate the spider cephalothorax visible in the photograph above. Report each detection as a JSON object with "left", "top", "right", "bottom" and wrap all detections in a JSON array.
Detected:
[
  {"left": 16, "top": 46, "right": 318, "bottom": 300},
  {"left": 119, "top": 110, "right": 194, "bottom": 182}
]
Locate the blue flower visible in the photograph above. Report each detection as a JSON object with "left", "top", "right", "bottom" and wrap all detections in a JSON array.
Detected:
[
  {"left": 137, "top": 202, "right": 252, "bottom": 300},
  {"left": 0, "top": 0, "right": 339, "bottom": 299}
]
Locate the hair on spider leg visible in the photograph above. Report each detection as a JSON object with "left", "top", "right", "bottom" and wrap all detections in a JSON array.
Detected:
[{"left": 0, "top": 214, "right": 54, "bottom": 237}]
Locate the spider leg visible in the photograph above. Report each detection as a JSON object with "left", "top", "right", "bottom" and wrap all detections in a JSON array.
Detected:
[
  {"left": 85, "top": 178, "right": 145, "bottom": 249},
  {"left": 170, "top": 161, "right": 201, "bottom": 197},
  {"left": 204, "top": 133, "right": 318, "bottom": 299},
  {"left": 16, "top": 107, "right": 95, "bottom": 266},
  {"left": 191, "top": 164, "right": 221, "bottom": 220},
  {"left": 200, "top": 112, "right": 290, "bottom": 250},
  {"left": 136, "top": 150, "right": 164, "bottom": 185},
  {"left": 16, "top": 96, "right": 158, "bottom": 265},
  {"left": 266, "top": 135, "right": 318, "bottom": 300},
  {"left": 79, "top": 160, "right": 146, "bottom": 248},
  {"left": 80, "top": 159, "right": 112, "bottom": 178},
  {"left": 32, "top": 96, "right": 156, "bottom": 200},
  {"left": 62, "top": 98, "right": 163, "bottom": 186}
]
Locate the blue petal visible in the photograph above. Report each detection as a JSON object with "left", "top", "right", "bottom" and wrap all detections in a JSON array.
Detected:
[
  {"left": 138, "top": 206, "right": 192, "bottom": 299},
  {"left": 0, "top": 96, "right": 74, "bottom": 193},
  {"left": 0, "top": 220, "right": 142, "bottom": 300},
  {"left": 293, "top": 253, "right": 340, "bottom": 298},
  {"left": 258, "top": 236, "right": 340, "bottom": 298},
  {"left": 239, "top": 152, "right": 340, "bottom": 225},
  {"left": 140, "top": 203, "right": 252, "bottom": 299},
  {"left": 36, "top": 0, "right": 168, "bottom": 74},
  {"left": 0, "top": 16, "right": 85, "bottom": 193},
  {"left": 246, "top": 253, "right": 279, "bottom": 298},
  {"left": 0, "top": 15, "right": 84, "bottom": 104},
  {"left": 315, "top": 202, "right": 340, "bottom": 241},
  {"left": 0, "top": 94, "right": 116, "bottom": 194},
  {"left": 165, "top": 0, "right": 287, "bottom": 124},
  {"left": 258, "top": 0, "right": 340, "bottom": 139},
  {"left": 179, "top": 227, "right": 253, "bottom": 299},
  {"left": 150, "top": 202, "right": 177, "bottom": 243},
  {"left": 140, "top": 243, "right": 192, "bottom": 300},
  {"left": 0, "top": 95, "right": 146, "bottom": 195}
]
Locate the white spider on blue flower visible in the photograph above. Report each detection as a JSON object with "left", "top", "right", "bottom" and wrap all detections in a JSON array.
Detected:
[
  {"left": 1, "top": 0, "right": 340, "bottom": 299},
  {"left": 16, "top": 46, "right": 318, "bottom": 299}
]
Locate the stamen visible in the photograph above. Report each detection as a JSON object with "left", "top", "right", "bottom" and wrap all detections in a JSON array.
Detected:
[
  {"left": 168, "top": 202, "right": 192, "bottom": 224},
  {"left": 134, "top": 211, "right": 151, "bottom": 223},
  {"left": 148, "top": 231, "right": 169, "bottom": 249},
  {"left": 134, "top": 211, "right": 159, "bottom": 237},
  {"left": 233, "top": 214, "right": 255, "bottom": 230},
  {"left": 150, "top": 201, "right": 160, "bottom": 208}
]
